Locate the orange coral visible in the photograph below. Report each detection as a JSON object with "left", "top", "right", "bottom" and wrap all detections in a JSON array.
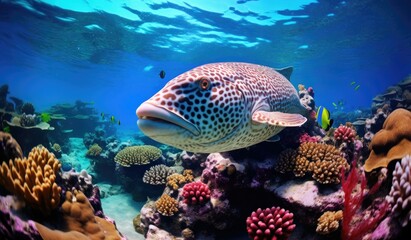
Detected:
[
  {"left": 364, "top": 108, "right": 411, "bottom": 172},
  {"left": 0, "top": 146, "right": 61, "bottom": 213},
  {"left": 35, "top": 190, "right": 123, "bottom": 240},
  {"left": 316, "top": 210, "right": 343, "bottom": 234},
  {"left": 155, "top": 194, "right": 178, "bottom": 216},
  {"left": 166, "top": 169, "right": 194, "bottom": 190}
]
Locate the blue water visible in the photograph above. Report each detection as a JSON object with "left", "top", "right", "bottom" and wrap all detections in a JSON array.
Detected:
[{"left": 1, "top": 0, "right": 410, "bottom": 130}]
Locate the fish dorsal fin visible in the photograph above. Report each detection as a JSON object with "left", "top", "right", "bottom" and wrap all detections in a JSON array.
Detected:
[
  {"left": 252, "top": 110, "right": 307, "bottom": 127},
  {"left": 276, "top": 67, "right": 293, "bottom": 81}
]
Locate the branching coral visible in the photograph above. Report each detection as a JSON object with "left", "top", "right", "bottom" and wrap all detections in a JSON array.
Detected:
[
  {"left": 35, "top": 190, "right": 123, "bottom": 240},
  {"left": 364, "top": 108, "right": 411, "bottom": 172},
  {"left": 142, "top": 164, "right": 176, "bottom": 185},
  {"left": 341, "top": 162, "right": 389, "bottom": 240},
  {"left": 295, "top": 142, "right": 349, "bottom": 184},
  {"left": 246, "top": 206, "right": 296, "bottom": 240},
  {"left": 114, "top": 145, "right": 162, "bottom": 167},
  {"left": 155, "top": 194, "right": 178, "bottom": 216},
  {"left": 167, "top": 169, "right": 194, "bottom": 190},
  {"left": 182, "top": 181, "right": 211, "bottom": 205},
  {"left": 386, "top": 155, "right": 411, "bottom": 227},
  {"left": 0, "top": 131, "right": 23, "bottom": 162},
  {"left": 86, "top": 143, "right": 102, "bottom": 157},
  {"left": 275, "top": 149, "right": 297, "bottom": 174},
  {"left": 316, "top": 210, "right": 343, "bottom": 234},
  {"left": 0, "top": 146, "right": 61, "bottom": 214}
]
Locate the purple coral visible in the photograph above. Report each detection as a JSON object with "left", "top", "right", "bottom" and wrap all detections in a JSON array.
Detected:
[
  {"left": 386, "top": 155, "right": 411, "bottom": 227},
  {"left": 246, "top": 207, "right": 296, "bottom": 240}
]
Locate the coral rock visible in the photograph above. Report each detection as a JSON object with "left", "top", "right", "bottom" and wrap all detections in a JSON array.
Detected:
[
  {"left": 182, "top": 181, "right": 211, "bottom": 205},
  {"left": 246, "top": 206, "right": 296, "bottom": 240},
  {"left": 364, "top": 108, "right": 411, "bottom": 172},
  {"left": 0, "top": 131, "right": 23, "bottom": 162}
]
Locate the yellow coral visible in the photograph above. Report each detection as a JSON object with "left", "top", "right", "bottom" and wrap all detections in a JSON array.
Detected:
[
  {"left": 114, "top": 145, "right": 162, "bottom": 167},
  {"left": 155, "top": 194, "right": 178, "bottom": 216},
  {"left": 316, "top": 210, "right": 343, "bottom": 235},
  {"left": 0, "top": 146, "right": 61, "bottom": 213},
  {"left": 52, "top": 143, "right": 61, "bottom": 152},
  {"left": 86, "top": 143, "right": 102, "bottom": 157},
  {"left": 167, "top": 169, "right": 194, "bottom": 190},
  {"left": 294, "top": 142, "right": 349, "bottom": 184}
]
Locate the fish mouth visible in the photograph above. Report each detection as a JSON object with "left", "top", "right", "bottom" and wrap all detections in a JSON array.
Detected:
[{"left": 136, "top": 102, "right": 200, "bottom": 136}]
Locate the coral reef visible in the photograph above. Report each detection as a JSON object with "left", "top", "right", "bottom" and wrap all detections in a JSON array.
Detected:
[
  {"left": 114, "top": 145, "right": 162, "bottom": 167},
  {"left": 246, "top": 207, "right": 296, "bottom": 240},
  {"left": 0, "top": 146, "right": 61, "bottom": 214},
  {"left": 316, "top": 210, "right": 343, "bottom": 235},
  {"left": 0, "top": 131, "right": 23, "bottom": 162},
  {"left": 182, "top": 181, "right": 211, "bottom": 205},
  {"left": 334, "top": 125, "right": 356, "bottom": 145},
  {"left": 155, "top": 194, "right": 179, "bottom": 216},
  {"left": 86, "top": 143, "right": 102, "bottom": 157},
  {"left": 386, "top": 155, "right": 411, "bottom": 227},
  {"left": 167, "top": 169, "right": 194, "bottom": 190},
  {"left": 364, "top": 108, "right": 411, "bottom": 172},
  {"left": 21, "top": 102, "right": 35, "bottom": 115},
  {"left": 20, "top": 114, "right": 38, "bottom": 127},
  {"left": 142, "top": 164, "right": 176, "bottom": 185}
]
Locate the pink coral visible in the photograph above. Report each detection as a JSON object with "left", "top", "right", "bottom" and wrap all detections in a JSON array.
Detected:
[
  {"left": 182, "top": 181, "right": 211, "bottom": 205},
  {"left": 246, "top": 207, "right": 296, "bottom": 240},
  {"left": 334, "top": 125, "right": 356, "bottom": 144},
  {"left": 298, "top": 132, "right": 320, "bottom": 144}
]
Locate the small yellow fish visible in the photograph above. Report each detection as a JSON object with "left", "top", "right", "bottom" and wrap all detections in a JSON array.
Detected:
[
  {"left": 316, "top": 106, "right": 334, "bottom": 131},
  {"left": 110, "top": 116, "right": 115, "bottom": 122},
  {"left": 350, "top": 81, "right": 356, "bottom": 85},
  {"left": 354, "top": 85, "right": 360, "bottom": 91},
  {"left": 332, "top": 102, "right": 337, "bottom": 107}
]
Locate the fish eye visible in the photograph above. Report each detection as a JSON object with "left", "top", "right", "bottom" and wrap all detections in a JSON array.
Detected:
[{"left": 199, "top": 78, "right": 210, "bottom": 90}]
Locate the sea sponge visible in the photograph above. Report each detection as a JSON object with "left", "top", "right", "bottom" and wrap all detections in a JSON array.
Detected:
[
  {"left": 182, "top": 181, "right": 211, "bottom": 205},
  {"left": 295, "top": 142, "right": 349, "bottom": 184},
  {"left": 386, "top": 155, "right": 411, "bottom": 227},
  {"left": 0, "top": 131, "right": 23, "bottom": 162},
  {"left": 246, "top": 206, "right": 296, "bottom": 240},
  {"left": 0, "top": 146, "right": 61, "bottom": 213},
  {"left": 167, "top": 169, "right": 194, "bottom": 190},
  {"left": 114, "top": 145, "right": 162, "bottom": 167},
  {"left": 35, "top": 190, "right": 123, "bottom": 240},
  {"left": 275, "top": 148, "right": 297, "bottom": 174},
  {"left": 155, "top": 194, "right": 178, "bottom": 216},
  {"left": 142, "top": 164, "right": 176, "bottom": 185},
  {"left": 86, "top": 143, "right": 102, "bottom": 157},
  {"left": 364, "top": 108, "right": 411, "bottom": 172},
  {"left": 334, "top": 125, "right": 356, "bottom": 144},
  {"left": 316, "top": 210, "right": 343, "bottom": 234}
]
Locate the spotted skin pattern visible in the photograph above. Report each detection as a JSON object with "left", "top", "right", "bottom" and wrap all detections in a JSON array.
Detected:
[{"left": 138, "top": 62, "right": 307, "bottom": 153}]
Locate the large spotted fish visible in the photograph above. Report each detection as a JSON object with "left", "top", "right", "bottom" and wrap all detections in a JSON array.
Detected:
[{"left": 136, "top": 62, "right": 307, "bottom": 153}]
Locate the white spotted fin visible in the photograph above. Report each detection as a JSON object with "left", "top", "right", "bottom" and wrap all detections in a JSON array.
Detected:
[{"left": 252, "top": 110, "right": 307, "bottom": 127}]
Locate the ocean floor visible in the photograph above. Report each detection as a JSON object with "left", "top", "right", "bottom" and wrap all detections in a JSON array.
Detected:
[{"left": 100, "top": 190, "right": 145, "bottom": 239}]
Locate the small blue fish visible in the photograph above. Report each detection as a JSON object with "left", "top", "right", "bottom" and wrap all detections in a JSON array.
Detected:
[
  {"left": 159, "top": 70, "right": 166, "bottom": 79},
  {"left": 316, "top": 106, "right": 333, "bottom": 131}
]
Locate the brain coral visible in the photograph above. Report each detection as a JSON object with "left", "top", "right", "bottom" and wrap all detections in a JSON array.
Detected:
[
  {"left": 0, "top": 146, "right": 61, "bottom": 213},
  {"left": 246, "top": 206, "right": 296, "bottom": 240},
  {"left": 386, "top": 155, "right": 411, "bottom": 227},
  {"left": 142, "top": 164, "right": 176, "bottom": 185},
  {"left": 155, "top": 194, "right": 178, "bottom": 216},
  {"left": 295, "top": 142, "right": 349, "bottom": 184},
  {"left": 364, "top": 108, "right": 411, "bottom": 172},
  {"left": 316, "top": 210, "right": 343, "bottom": 235},
  {"left": 114, "top": 145, "right": 162, "bottom": 167}
]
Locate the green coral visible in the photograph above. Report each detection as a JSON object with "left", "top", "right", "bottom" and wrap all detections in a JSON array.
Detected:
[
  {"left": 114, "top": 145, "right": 162, "bottom": 167},
  {"left": 40, "top": 112, "right": 51, "bottom": 123}
]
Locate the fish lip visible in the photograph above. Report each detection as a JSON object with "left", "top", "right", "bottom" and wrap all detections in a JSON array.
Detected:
[{"left": 136, "top": 102, "right": 200, "bottom": 136}]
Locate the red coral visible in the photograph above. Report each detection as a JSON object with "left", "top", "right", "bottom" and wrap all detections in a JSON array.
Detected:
[
  {"left": 341, "top": 162, "right": 389, "bottom": 240},
  {"left": 246, "top": 207, "right": 296, "bottom": 240},
  {"left": 182, "top": 181, "right": 211, "bottom": 205},
  {"left": 334, "top": 125, "right": 356, "bottom": 144}
]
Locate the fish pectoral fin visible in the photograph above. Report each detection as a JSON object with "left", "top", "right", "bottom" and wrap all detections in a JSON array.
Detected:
[
  {"left": 266, "top": 135, "right": 280, "bottom": 142},
  {"left": 252, "top": 111, "right": 307, "bottom": 127}
]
